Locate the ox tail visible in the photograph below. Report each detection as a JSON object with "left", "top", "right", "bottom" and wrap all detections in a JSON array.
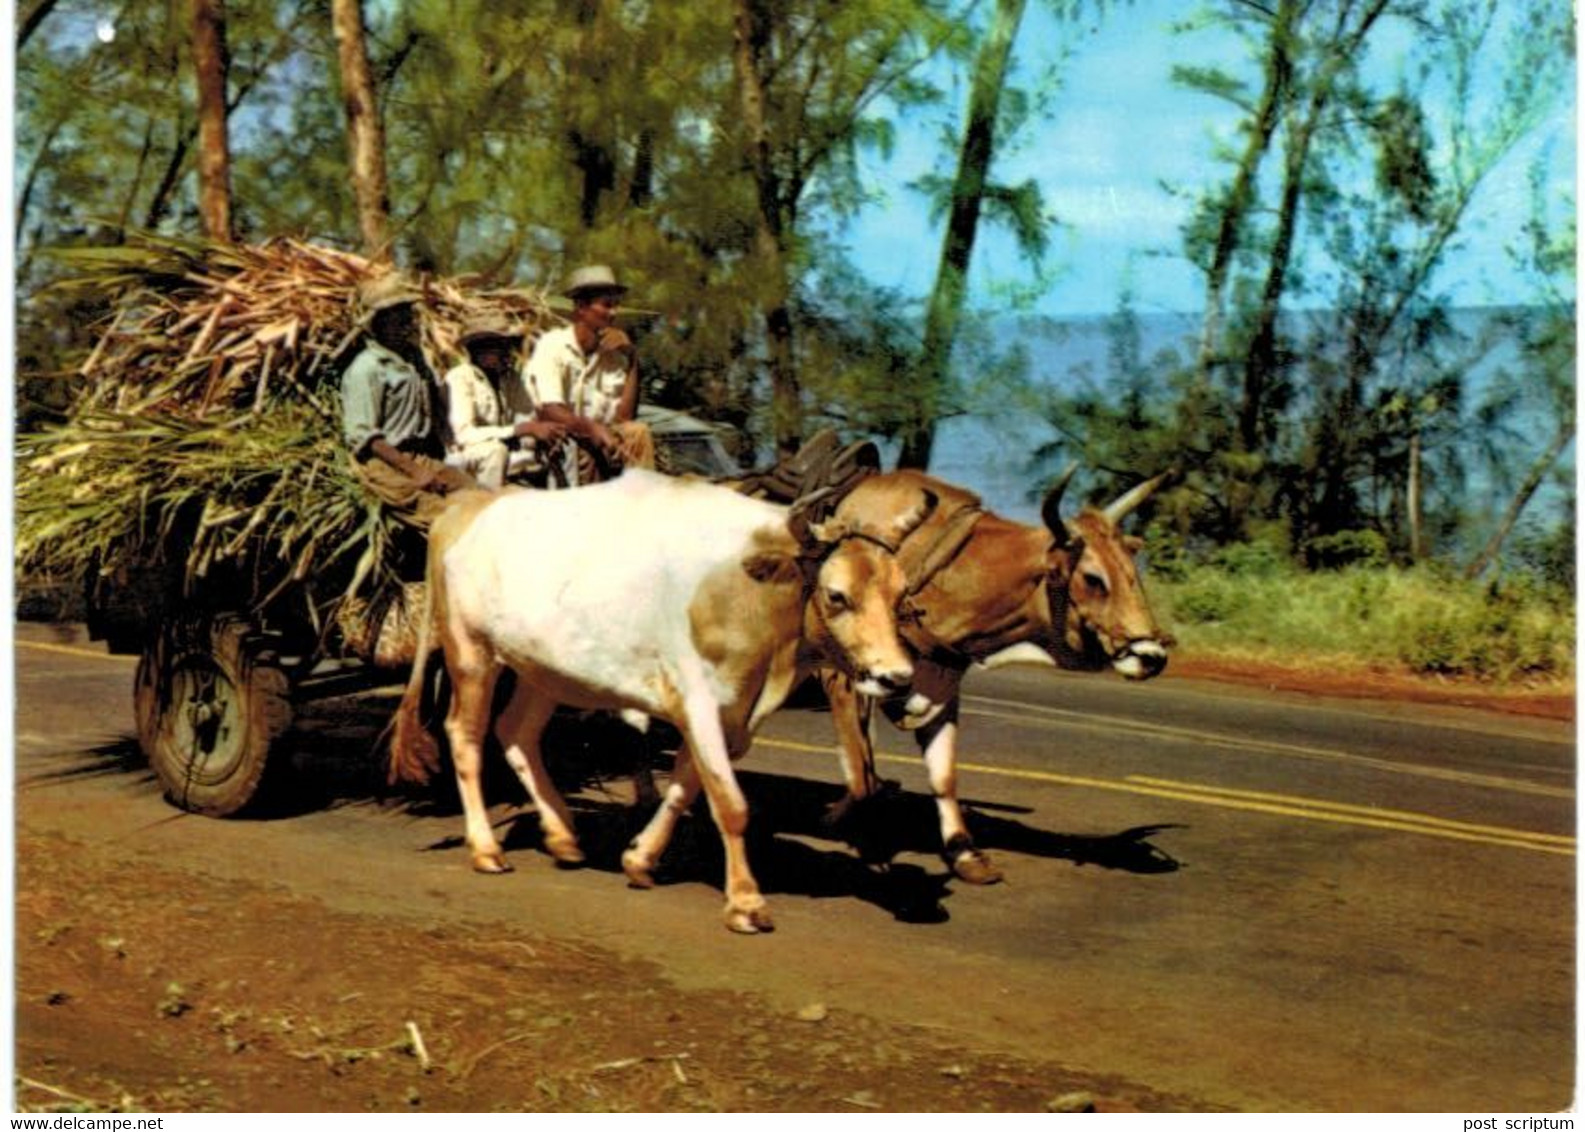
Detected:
[
  {"left": 386, "top": 489, "right": 496, "bottom": 786},
  {"left": 387, "top": 591, "right": 444, "bottom": 787}
]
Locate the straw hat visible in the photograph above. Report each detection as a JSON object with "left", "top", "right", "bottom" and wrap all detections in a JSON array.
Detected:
[
  {"left": 459, "top": 315, "right": 523, "bottom": 347},
  {"left": 357, "top": 273, "right": 422, "bottom": 317},
  {"left": 562, "top": 264, "right": 628, "bottom": 300}
]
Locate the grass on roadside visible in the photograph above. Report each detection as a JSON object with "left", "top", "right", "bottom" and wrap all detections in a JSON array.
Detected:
[{"left": 1151, "top": 563, "right": 1574, "bottom": 687}]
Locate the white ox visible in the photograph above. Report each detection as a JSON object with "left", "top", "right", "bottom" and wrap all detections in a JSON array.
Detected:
[{"left": 388, "top": 469, "right": 929, "bottom": 933}]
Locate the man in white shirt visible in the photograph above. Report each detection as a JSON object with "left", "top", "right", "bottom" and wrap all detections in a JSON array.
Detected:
[
  {"left": 443, "top": 316, "right": 566, "bottom": 488},
  {"left": 518, "top": 264, "right": 654, "bottom": 484}
]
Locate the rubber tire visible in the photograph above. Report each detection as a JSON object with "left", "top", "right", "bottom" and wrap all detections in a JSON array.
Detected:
[{"left": 134, "top": 617, "right": 293, "bottom": 817}]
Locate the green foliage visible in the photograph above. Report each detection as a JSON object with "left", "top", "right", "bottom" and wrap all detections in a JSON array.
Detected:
[
  {"left": 1155, "top": 561, "right": 1574, "bottom": 684},
  {"left": 789, "top": 261, "right": 925, "bottom": 438},
  {"left": 1161, "top": 572, "right": 1242, "bottom": 626},
  {"left": 15, "top": 0, "right": 1573, "bottom": 580},
  {"left": 1390, "top": 574, "right": 1575, "bottom": 680},
  {"left": 1369, "top": 92, "right": 1438, "bottom": 223},
  {"left": 1303, "top": 528, "right": 1389, "bottom": 570},
  {"left": 15, "top": 0, "right": 973, "bottom": 460},
  {"left": 1039, "top": 0, "right": 1574, "bottom": 574},
  {"left": 16, "top": 404, "right": 389, "bottom": 614},
  {"left": 1509, "top": 517, "right": 1576, "bottom": 592},
  {"left": 1208, "top": 538, "right": 1286, "bottom": 577}
]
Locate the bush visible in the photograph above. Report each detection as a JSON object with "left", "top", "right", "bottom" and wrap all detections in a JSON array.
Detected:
[
  {"left": 1399, "top": 611, "right": 1475, "bottom": 675},
  {"left": 1151, "top": 560, "right": 1574, "bottom": 684},
  {"left": 1510, "top": 521, "right": 1576, "bottom": 592},
  {"left": 1209, "top": 539, "right": 1286, "bottom": 577},
  {"left": 1165, "top": 572, "right": 1242, "bottom": 624},
  {"left": 1304, "top": 529, "right": 1389, "bottom": 570}
]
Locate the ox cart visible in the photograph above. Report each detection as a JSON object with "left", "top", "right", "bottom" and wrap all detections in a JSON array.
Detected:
[
  {"left": 16, "top": 235, "right": 755, "bottom": 819},
  {"left": 76, "top": 405, "right": 746, "bottom": 819}
]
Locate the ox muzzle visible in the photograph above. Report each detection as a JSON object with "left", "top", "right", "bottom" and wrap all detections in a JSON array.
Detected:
[
  {"left": 852, "top": 663, "right": 915, "bottom": 700},
  {"left": 1112, "top": 637, "right": 1169, "bottom": 680}
]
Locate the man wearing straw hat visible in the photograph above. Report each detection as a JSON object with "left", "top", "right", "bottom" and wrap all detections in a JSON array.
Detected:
[
  {"left": 341, "top": 272, "right": 475, "bottom": 528},
  {"left": 443, "top": 315, "right": 567, "bottom": 489},
  {"left": 517, "top": 263, "right": 655, "bottom": 485}
]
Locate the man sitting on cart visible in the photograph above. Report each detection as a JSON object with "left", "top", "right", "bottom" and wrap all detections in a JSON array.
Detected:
[
  {"left": 341, "top": 272, "right": 476, "bottom": 528},
  {"left": 442, "top": 315, "right": 567, "bottom": 489},
  {"left": 517, "top": 263, "right": 655, "bottom": 486}
]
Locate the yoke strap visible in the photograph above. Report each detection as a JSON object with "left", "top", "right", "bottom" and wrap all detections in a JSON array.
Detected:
[{"left": 898, "top": 500, "right": 983, "bottom": 600}]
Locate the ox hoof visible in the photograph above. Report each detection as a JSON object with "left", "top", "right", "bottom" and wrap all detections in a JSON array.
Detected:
[
  {"left": 725, "top": 905, "right": 775, "bottom": 934},
  {"left": 621, "top": 850, "right": 656, "bottom": 889},
  {"left": 471, "top": 853, "right": 515, "bottom": 875},
  {"left": 949, "top": 848, "right": 1004, "bottom": 885},
  {"left": 821, "top": 794, "right": 859, "bottom": 829},
  {"left": 546, "top": 840, "right": 586, "bottom": 868}
]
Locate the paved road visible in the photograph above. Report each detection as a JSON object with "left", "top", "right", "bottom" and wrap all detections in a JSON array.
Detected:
[{"left": 13, "top": 621, "right": 1576, "bottom": 1111}]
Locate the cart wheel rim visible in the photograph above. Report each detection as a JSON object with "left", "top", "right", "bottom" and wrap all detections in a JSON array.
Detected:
[{"left": 163, "top": 656, "right": 249, "bottom": 787}]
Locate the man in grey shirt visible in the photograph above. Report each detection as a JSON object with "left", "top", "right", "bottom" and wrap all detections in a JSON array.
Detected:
[{"left": 341, "top": 273, "right": 475, "bottom": 529}]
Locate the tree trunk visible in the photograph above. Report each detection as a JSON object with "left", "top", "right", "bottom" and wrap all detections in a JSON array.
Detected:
[
  {"left": 1196, "top": 0, "right": 1296, "bottom": 388},
  {"left": 117, "top": 117, "right": 159, "bottom": 239},
  {"left": 629, "top": 128, "right": 655, "bottom": 209},
  {"left": 1463, "top": 420, "right": 1575, "bottom": 580},
  {"left": 1406, "top": 423, "right": 1422, "bottom": 561},
  {"left": 568, "top": 0, "right": 619, "bottom": 230},
  {"left": 15, "top": 116, "right": 67, "bottom": 250},
  {"left": 1237, "top": 105, "right": 1311, "bottom": 454},
  {"left": 143, "top": 127, "right": 194, "bottom": 231},
  {"left": 1238, "top": 0, "right": 1389, "bottom": 455},
  {"left": 569, "top": 129, "right": 618, "bottom": 229},
  {"left": 331, "top": 0, "right": 393, "bottom": 261},
  {"left": 16, "top": 0, "right": 61, "bottom": 50},
  {"left": 191, "top": 0, "right": 233, "bottom": 242},
  {"left": 898, "top": 0, "right": 1025, "bottom": 470},
  {"left": 143, "top": 50, "right": 276, "bottom": 234},
  {"left": 733, "top": 0, "right": 801, "bottom": 457}
]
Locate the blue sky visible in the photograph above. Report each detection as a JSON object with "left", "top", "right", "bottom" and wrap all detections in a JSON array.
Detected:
[{"left": 842, "top": 0, "right": 1578, "bottom": 317}]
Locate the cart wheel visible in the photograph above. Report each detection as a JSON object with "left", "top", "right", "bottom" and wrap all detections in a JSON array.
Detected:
[{"left": 134, "top": 617, "right": 293, "bottom": 816}]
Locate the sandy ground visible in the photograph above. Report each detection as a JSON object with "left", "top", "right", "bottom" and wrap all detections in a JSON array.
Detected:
[{"left": 15, "top": 821, "right": 1216, "bottom": 1114}]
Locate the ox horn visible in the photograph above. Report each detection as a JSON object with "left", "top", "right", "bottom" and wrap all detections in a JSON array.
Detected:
[
  {"left": 1040, "top": 463, "right": 1079, "bottom": 543},
  {"left": 1102, "top": 471, "right": 1171, "bottom": 525}
]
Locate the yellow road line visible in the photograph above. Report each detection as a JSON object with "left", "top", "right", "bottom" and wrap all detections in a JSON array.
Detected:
[
  {"left": 753, "top": 736, "right": 1574, "bottom": 857},
  {"left": 1127, "top": 775, "right": 1574, "bottom": 848},
  {"left": 959, "top": 697, "right": 1574, "bottom": 800},
  {"left": 29, "top": 636, "right": 1564, "bottom": 855},
  {"left": 15, "top": 639, "right": 136, "bottom": 663},
  {"left": 971, "top": 684, "right": 1576, "bottom": 746},
  {"left": 1104, "top": 776, "right": 1574, "bottom": 856}
]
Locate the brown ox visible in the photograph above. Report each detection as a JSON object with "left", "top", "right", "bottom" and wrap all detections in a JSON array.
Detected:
[
  {"left": 819, "top": 466, "right": 1171, "bottom": 883},
  {"left": 388, "top": 469, "right": 931, "bottom": 933}
]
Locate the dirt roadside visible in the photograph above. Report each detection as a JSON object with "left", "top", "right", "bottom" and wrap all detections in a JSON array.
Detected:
[
  {"left": 14, "top": 824, "right": 1211, "bottom": 1114},
  {"left": 1169, "top": 655, "right": 1573, "bottom": 722}
]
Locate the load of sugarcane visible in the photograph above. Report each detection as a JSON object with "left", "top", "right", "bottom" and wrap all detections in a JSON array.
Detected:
[{"left": 15, "top": 233, "right": 557, "bottom": 639}]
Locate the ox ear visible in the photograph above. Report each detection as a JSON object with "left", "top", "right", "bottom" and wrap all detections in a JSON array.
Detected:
[
  {"left": 788, "top": 486, "right": 839, "bottom": 549},
  {"left": 805, "top": 517, "right": 854, "bottom": 546},
  {"left": 1123, "top": 534, "right": 1145, "bottom": 554},
  {"left": 1041, "top": 463, "right": 1079, "bottom": 545},
  {"left": 743, "top": 551, "right": 801, "bottom": 585},
  {"left": 1046, "top": 536, "right": 1084, "bottom": 582}
]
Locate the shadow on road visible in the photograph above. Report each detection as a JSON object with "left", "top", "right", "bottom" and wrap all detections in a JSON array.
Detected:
[
  {"left": 24, "top": 737, "right": 158, "bottom": 791},
  {"left": 416, "top": 758, "right": 1185, "bottom": 927},
  {"left": 38, "top": 694, "right": 1185, "bottom": 927}
]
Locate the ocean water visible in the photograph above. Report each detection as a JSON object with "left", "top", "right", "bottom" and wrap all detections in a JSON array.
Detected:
[{"left": 899, "top": 307, "right": 1573, "bottom": 530}]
